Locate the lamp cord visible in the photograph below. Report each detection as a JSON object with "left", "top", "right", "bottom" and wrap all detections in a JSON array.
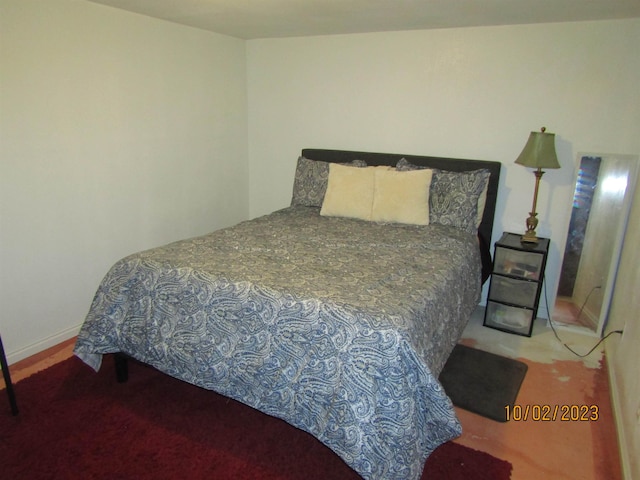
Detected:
[{"left": 542, "top": 278, "right": 623, "bottom": 358}]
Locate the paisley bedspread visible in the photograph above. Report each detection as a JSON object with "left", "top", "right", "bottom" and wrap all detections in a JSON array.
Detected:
[{"left": 74, "top": 206, "right": 482, "bottom": 480}]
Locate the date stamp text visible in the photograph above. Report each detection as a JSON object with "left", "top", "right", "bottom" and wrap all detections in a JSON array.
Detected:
[{"left": 505, "top": 404, "right": 599, "bottom": 422}]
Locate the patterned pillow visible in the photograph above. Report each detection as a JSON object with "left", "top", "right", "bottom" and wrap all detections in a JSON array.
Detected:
[
  {"left": 396, "top": 158, "right": 490, "bottom": 233},
  {"left": 291, "top": 156, "right": 367, "bottom": 207}
]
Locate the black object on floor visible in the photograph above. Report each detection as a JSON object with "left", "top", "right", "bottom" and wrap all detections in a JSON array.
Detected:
[
  {"left": 0, "top": 334, "right": 19, "bottom": 415},
  {"left": 439, "top": 344, "right": 527, "bottom": 422}
]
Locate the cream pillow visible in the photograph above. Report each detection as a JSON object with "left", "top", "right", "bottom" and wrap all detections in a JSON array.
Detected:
[
  {"left": 476, "top": 181, "right": 489, "bottom": 228},
  {"left": 320, "top": 163, "right": 377, "bottom": 220},
  {"left": 372, "top": 168, "right": 433, "bottom": 225}
]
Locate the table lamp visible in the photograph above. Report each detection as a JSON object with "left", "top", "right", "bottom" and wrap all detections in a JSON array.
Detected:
[{"left": 515, "top": 127, "right": 560, "bottom": 243}]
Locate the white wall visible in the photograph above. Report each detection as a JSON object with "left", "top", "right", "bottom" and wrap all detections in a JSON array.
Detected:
[
  {"left": 247, "top": 19, "right": 640, "bottom": 309},
  {"left": 0, "top": 0, "right": 248, "bottom": 361},
  {"left": 607, "top": 179, "right": 640, "bottom": 479}
]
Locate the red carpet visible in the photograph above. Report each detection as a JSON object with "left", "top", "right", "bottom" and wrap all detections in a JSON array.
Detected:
[{"left": 1, "top": 355, "right": 512, "bottom": 479}]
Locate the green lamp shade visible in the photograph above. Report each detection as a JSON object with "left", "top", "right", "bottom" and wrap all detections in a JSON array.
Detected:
[{"left": 515, "top": 130, "right": 560, "bottom": 169}]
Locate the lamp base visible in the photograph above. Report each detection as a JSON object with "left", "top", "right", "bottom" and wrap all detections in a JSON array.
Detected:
[
  {"left": 521, "top": 211, "right": 539, "bottom": 244},
  {"left": 521, "top": 231, "right": 539, "bottom": 244}
]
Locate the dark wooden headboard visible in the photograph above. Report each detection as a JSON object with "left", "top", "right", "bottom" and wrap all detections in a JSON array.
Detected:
[{"left": 302, "top": 148, "right": 502, "bottom": 282}]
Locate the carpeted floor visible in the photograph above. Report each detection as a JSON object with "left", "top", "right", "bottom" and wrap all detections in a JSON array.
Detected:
[{"left": 1, "top": 355, "right": 512, "bottom": 479}]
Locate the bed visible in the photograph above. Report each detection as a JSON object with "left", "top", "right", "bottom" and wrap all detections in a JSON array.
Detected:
[{"left": 74, "top": 148, "right": 501, "bottom": 480}]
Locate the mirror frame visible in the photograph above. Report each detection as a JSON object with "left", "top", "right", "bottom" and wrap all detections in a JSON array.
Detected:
[{"left": 552, "top": 152, "right": 639, "bottom": 337}]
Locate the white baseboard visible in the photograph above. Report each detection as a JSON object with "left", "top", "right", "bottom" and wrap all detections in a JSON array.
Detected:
[
  {"left": 6, "top": 324, "right": 82, "bottom": 365},
  {"left": 606, "top": 353, "right": 633, "bottom": 480}
]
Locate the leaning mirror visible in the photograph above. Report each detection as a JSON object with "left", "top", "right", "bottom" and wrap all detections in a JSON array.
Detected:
[{"left": 553, "top": 153, "right": 638, "bottom": 336}]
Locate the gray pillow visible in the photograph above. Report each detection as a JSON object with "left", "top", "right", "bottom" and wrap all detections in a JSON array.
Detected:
[
  {"left": 396, "top": 158, "right": 490, "bottom": 233},
  {"left": 291, "top": 156, "right": 367, "bottom": 207}
]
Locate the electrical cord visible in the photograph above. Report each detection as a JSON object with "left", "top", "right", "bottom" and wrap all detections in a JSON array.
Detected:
[
  {"left": 542, "top": 278, "right": 623, "bottom": 358},
  {"left": 573, "top": 284, "right": 601, "bottom": 327}
]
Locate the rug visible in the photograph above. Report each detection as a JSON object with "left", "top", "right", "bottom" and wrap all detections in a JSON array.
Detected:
[
  {"left": 439, "top": 344, "right": 528, "bottom": 422},
  {"left": 1, "top": 355, "right": 512, "bottom": 479}
]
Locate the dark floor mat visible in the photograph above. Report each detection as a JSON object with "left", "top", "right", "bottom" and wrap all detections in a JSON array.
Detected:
[{"left": 439, "top": 344, "right": 528, "bottom": 422}]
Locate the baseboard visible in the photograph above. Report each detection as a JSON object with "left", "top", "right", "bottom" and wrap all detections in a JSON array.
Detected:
[
  {"left": 606, "top": 351, "right": 633, "bottom": 480},
  {"left": 6, "top": 324, "right": 81, "bottom": 365}
]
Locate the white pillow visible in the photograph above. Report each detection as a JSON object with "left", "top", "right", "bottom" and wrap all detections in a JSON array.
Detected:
[
  {"left": 372, "top": 168, "right": 432, "bottom": 225},
  {"left": 320, "top": 164, "right": 434, "bottom": 225},
  {"left": 476, "top": 181, "right": 489, "bottom": 228},
  {"left": 320, "top": 163, "right": 378, "bottom": 220}
]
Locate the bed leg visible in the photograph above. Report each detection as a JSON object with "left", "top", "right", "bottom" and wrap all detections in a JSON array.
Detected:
[{"left": 114, "top": 353, "right": 129, "bottom": 383}]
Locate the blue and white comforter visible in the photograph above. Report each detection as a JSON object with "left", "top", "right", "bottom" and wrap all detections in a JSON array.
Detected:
[{"left": 74, "top": 206, "right": 481, "bottom": 480}]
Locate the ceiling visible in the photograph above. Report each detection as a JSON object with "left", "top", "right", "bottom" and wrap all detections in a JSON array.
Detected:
[{"left": 86, "top": 0, "right": 640, "bottom": 39}]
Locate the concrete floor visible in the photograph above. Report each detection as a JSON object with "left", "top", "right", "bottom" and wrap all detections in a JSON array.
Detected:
[{"left": 455, "top": 307, "right": 621, "bottom": 479}]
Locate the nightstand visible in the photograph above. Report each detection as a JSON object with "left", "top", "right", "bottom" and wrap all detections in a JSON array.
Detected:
[{"left": 483, "top": 232, "right": 550, "bottom": 337}]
